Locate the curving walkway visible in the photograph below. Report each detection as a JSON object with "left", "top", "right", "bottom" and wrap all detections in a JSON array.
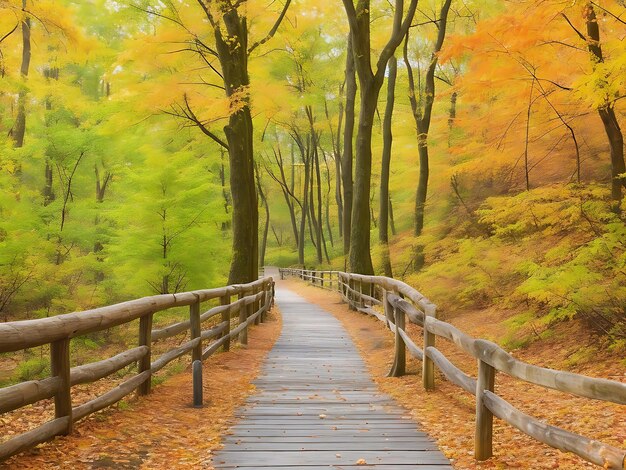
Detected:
[{"left": 212, "top": 287, "right": 452, "bottom": 469}]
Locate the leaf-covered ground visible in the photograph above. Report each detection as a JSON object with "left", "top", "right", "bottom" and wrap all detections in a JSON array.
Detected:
[
  {"left": 284, "top": 280, "right": 625, "bottom": 470},
  {"left": 1, "top": 308, "right": 282, "bottom": 469}
]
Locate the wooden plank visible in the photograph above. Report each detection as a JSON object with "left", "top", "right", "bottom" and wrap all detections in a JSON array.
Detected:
[
  {"left": 137, "top": 313, "right": 153, "bottom": 396},
  {"left": 0, "top": 278, "right": 271, "bottom": 352},
  {"left": 483, "top": 391, "right": 626, "bottom": 470},
  {"left": 70, "top": 346, "right": 148, "bottom": 386},
  {"left": 0, "top": 376, "right": 60, "bottom": 414},
  {"left": 222, "top": 436, "right": 432, "bottom": 444},
  {"left": 425, "top": 346, "right": 475, "bottom": 394},
  {"left": 50, "top": 338, "right": 72, "bottom": 434},
  {"left": 72, "top": 370, "right": 151, "bottom": 422},
  {"left": 217, "top": 466, "right": 451, "bottom": 470},
  {"left": 221, "top": 442, "right": 440, "bottom": 451},
  {"left": 212, "top": 288, "right": 452, "bottom": 469},
  {"left": 473, "top": 338, "right": 626, "bottom": 405},
  {"left": 213, "top": 450, "right": 451, "bottom": 466},
  {"left": 475, "top": 358, "right": 495, "bottom": 460},
  {"left": 0, "top": 417, "right": 71, "bottom": 462}
]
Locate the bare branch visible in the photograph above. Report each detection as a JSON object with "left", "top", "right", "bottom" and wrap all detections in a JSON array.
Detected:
[
  {"left": 561, "top": 13, "right": 587, "bottom": 42},
  {"left": 248, "top": 0, "right": 292, "bottom": 55},
  {"left": 591, "top": 1, "right": 626, "bottom": 27}
]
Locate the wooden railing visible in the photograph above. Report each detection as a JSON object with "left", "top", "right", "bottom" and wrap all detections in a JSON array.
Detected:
[
  {"left": 0, "top": 277, "right": 275, "bottom": 462},
  {"left": 280, "top": 268, "right": 626, "bottom": 470}
]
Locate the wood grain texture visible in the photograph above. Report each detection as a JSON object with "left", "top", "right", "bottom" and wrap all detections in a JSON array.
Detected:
[
  {"left": 484, "top": 391, "right": 626, "bottom": 469},
  {"left": 212, "top": 288, "right": 452, "bottom": 469},
  {"left": 0, "top": 278, "right": 270, "bottom": 353}
]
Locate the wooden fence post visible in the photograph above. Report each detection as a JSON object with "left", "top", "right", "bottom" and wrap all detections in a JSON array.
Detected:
[
  {"left": 358, "top": 280, "right": 363, "bottom": 308},
  {"left": 423, "top": 305, "right": 436, "bottom": 391},
  {"left": 138, "top": 313, "right": 153, "bottom": 396},
  {"left": 475, "top": 359, "right": 496, "bottom": 460},
  {"left": 260, "top": 281, "right": 267, "bottom": 323},
  {"left": 51, "top": 338, "right": 73, "bottom": 434},
  {"left": 189, "top": 296, "right": 202, "bottom": 363},
  {"left": 220, "top": 294, "right": 231, "bottom": 351},
  {"left": 254, "top": 284, "right": 261, "bottom": 325},
  {"left": 348, "top": 277, "right": 356, "bottom": 310},
  {"left": 387, "top": 292, "right": 406, "bottom": 377},
  {"left": 320, "top": 271, "right": 325, "bottom": 288},
  {"left": 239, "top": 290, "right": 248, "bottom": 345}
]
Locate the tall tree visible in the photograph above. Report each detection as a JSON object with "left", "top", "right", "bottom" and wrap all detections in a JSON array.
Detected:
[
  {"left": 341, "top": 0, "right": 418, "bottom": 274},
  {"left": 12, "top": 0, "right": 31, "bottom": 148},
  {"left": 575, "top": 3, "right": 625, "bottom": 206},
  {"left": 341, "top": 35, "right": 356, "bottom": 257},
  {"left": 379, "top": 55, "right": 397, "bottom": 277},
  {"left": 404, "top": 0, "right": 453, "bottom": 237},
  {"left": 255, "top": 163, "right": 270, "bottom": 268},
  {"left": 163, "top": 0, "right": 291, "bottom": 283}
]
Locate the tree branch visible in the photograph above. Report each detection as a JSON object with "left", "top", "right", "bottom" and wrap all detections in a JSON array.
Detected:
[
  {"left": 165, "top": 94, "right": 230, "bottom": 150},
  {"left": 248, "top": 0, "right": 292, "bottom": 55},
  {"left": 561, "top": 13, "right": 587, "bottom": 41}
]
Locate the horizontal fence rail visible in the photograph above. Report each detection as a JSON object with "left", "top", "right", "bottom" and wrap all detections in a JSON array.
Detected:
[
  {"left": 280, "top": 268, "right": 626, "bottom": 470},
  {"left": 0, "top": 277, "right": 275, "bottom": 462}
]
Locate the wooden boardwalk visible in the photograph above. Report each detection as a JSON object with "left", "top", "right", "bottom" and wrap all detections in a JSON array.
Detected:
[{"left": 212, "top": 288, "right": 452, "bottom": 469}]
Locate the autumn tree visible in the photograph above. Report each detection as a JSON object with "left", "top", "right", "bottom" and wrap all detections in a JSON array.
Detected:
[
  {"left": 341, "top": 0, "right": 418, "bottom": 275},
  {"left": 12, "top": 0, "right": 31, "bottom": 148},
  {"left": 567, "top": 3, "right": 625, "bottom": 206},
  {"left": 404, "top": 0, "right": 453, "bottom": 237},
  {"left": 149, "top": 0, "right": 291, "bottom": 283},
  {"left": 342, "top": 35, "right": 356, "bottom": 257},
  {"left": 379, "top": 55, "right": 397, "bottom": 277}
]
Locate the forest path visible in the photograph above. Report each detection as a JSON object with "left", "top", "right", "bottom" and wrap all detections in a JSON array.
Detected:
[{"left": 211, "top": 287, "right": 452, "bottom": 469}]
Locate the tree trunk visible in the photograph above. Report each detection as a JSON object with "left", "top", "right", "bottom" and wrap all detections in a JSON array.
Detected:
[
  {"left": 323, "top": 155, "right": 335, "bottom": 248},
  {"left": 212, "top": 6, "right": 259, "bottom": 284},
  {"left": 335, "top": 109, "right": 344, "bottom": 239},
  {"left": 219, "top": 149, "right": 231, "bottom": 231},
  {"left": 307, "top": 107, "right": 324, "bottom": 264},
  {"left": 379, "top": 55, "right": 396, "bottom": 245},
  {"left": 598, "top": 107, "right": 625, "bottom": 203},
  {"left": 44, "top": 162, "right": 55, "bottom": 206},
  {"left": 584, "top": 4, "right": 626, "bottom": 205},
  {"left": 379, "top": 55, "right": 397, "bottom": 278},
  {"left": 298, "top": 138, "right": 310, "bottom": 266},
  {"left": 13, "top": 1, "right": 31, "bottom": 148},
  {"left": 256, "top": 166, "right": 270, "bottom": 268},
  {"left": 270, "top": 145, "right": 300, "bottom": 248},
  {"left": 404, "top": 0, "right": 452, "bottom": 236},
  {"left": 308, "top": 156, "right": 322, "bottom": 263},
  {"left": 325, "top": 98, "right": 343, "bottom": 240},
  {"left": 342, "top": 0, "right": 418, "bottom": 274},
  {"left": 325, "top": 196, "right": 334, "bottom": 248},
  {"left": 389, "top": 198, "right": 397, "bottom": 236},
  {"left": 414, "top": 141, "right": 429, "bottom": 236},
  {"left": 349, "top": 83, "right": 378, "bottom": 275},
  {"left": 342, "top": 35, "right": 356, "bottom": 257},
  {"left": 448, "top": 91, "right": 457, "bottom": 147}
]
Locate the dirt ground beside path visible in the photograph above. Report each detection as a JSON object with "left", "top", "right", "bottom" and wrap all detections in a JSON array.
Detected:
[
  {"left": 1, "top": 308, "right": 282, "bottom": 470},
  {"left": 282, "top": 279, "right": 625, "bottom": 470}
]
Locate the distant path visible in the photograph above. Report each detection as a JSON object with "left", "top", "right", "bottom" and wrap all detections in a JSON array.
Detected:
[{"left": 212, "top": 287, "right": 452, "bottom": 469}]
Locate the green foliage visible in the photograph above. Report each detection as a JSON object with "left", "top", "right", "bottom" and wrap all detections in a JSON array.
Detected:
[
  {"left": 409, "top": 185, "right": 626, "bottom": 347},
  {"left": 14, "top": 357, "right": 50, "bottom": 382}
]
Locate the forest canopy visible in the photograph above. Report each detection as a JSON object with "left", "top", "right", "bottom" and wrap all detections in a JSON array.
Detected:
[{"left": 0, "top": 0, "right": 624, "bottom": 348}]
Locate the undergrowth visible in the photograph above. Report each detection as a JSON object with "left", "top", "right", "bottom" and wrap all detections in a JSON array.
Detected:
[{"left": 404, "top": 184, "right": 626, "bottom": 351}]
